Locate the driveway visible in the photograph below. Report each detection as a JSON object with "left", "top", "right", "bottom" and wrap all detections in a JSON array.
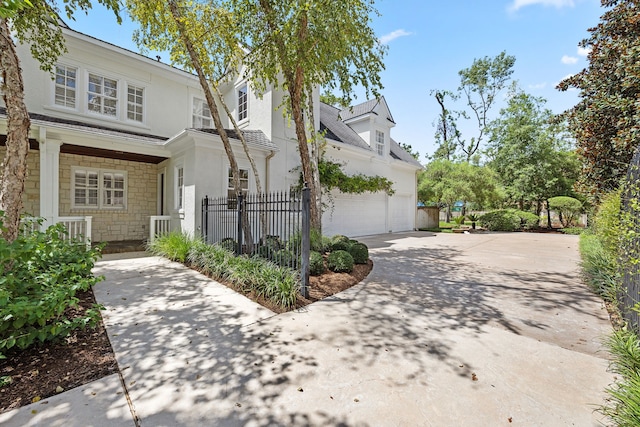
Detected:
[{"left": 1, "top": 232, "right": 614, "bottom": 426}]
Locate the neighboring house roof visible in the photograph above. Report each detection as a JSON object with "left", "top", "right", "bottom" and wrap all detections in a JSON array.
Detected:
[
  {"left": 191, "top": 128, "right": 278, "bottom": 151},
  {"left": 0, "top": 107, "right": 168, "bottom": 145},
  {"left": 339, "top": 96, "right": 395, "bottom": 124},
  {"left": 319, "top": 102, "right": 422, "bottom": 168}
]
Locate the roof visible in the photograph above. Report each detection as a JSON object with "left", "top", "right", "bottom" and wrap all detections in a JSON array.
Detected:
[
  {"left": 320, "top": 102, "right": 422, "bottom": 168},
  {"left": 339, "top": 97, "right": 395, "bottom": 124},
  {"left": 190, "top": 128, "right": 277, "bottom": 151},
  {"left": 0, "top": 107, "right": 168, "bottom": 145}
]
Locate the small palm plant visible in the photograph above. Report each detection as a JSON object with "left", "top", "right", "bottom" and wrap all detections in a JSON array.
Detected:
[{"left": 467, "top": 213, "right": 479, "bottom": 229}]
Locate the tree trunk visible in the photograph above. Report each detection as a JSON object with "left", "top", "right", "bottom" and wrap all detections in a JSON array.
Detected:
[
  {"left": 0, "top": 18, "right": 30, "bottom": 242},
  {"left": 306, "top": 88, "right": 323, "bottom": 233},
  {"left": 167, "top": 1, "right": 254, "bottom": 250},
  {"left": 546, "top": 200, "right": 552, "bottom": 229}
]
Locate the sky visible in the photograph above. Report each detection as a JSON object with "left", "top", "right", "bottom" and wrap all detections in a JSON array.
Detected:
[{"left": 57, "top": 0, "right": 604, "bottom": 161}]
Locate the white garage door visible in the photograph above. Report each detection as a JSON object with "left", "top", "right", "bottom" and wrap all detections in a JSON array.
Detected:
[
  {"left": 322, "top": 193, "right": 387, "bottom": 237},
  {"left": 391, "top": 194, "right": 413, "bottom": 232}
]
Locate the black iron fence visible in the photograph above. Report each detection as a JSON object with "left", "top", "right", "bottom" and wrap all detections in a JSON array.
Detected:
[
  {"left": 620, "top": 147, "right": 640, "bottom": 331},
  {"left": 202, "top": 188, "right": 310, "bottom": 296}
]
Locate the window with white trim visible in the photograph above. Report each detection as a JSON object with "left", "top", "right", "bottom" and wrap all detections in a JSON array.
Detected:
[
  {"left": 237, "top": 84, "right": 248, "bottom": 121},
  {"left": 55, "top": 65, "right": 77, "bottom": 108},
  {"left": 375, "top": 130, "right": 385, "bottom": 156},
  {"left": 192, "top": 98, "right": 213, "bottom": 128},
  {"left": 227, "top": 168, "right": 248, "bottom": 209},
  {"left": 88, "top": 73, "right": 118, "bottom": 117},
  {"left": 127, "top": 84, "right": 144, "bottom": 122},
  {"left": 175, "top": 166, "right": 184, "bottom": 210},
  {"left": 73, "top": 167, "right": 126, "bottom": 209}
]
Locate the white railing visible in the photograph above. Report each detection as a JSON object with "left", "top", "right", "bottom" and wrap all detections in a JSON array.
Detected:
[
  {"left": 20, "top": 216, "right": 92, "bottom": 250},
  {"left": 149, "top": 215, "right": 171, "bottom": 244}
]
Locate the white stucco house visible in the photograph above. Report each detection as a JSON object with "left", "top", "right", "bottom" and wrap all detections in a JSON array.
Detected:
[{"left": 0, "top": 23, "right": 422, "bottom": 246}]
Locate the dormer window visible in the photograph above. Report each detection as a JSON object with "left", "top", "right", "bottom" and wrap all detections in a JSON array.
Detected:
[
  {"left": 237, "top": 84, "right": 248, "bottom": 122},
  {"left": 88, "top": 73, "right": 118, "bottom": 117},
  {"left": 55, "top": 65, "right": 77, "bottom": 108},
  {"left": 375, "top": 130, "right": 385, "bottom": 156}
]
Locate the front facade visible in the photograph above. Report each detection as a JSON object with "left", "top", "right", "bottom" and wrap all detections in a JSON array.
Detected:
[{"left": 0, "top": 25, "right": 421, "bottom": 244}]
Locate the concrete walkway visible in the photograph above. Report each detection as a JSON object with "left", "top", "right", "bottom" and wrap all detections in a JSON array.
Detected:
[{"left": 0, "top": 232, "right": 614, "bottom": 426}]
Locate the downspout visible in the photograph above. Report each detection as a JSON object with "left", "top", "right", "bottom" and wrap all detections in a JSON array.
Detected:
[{"left": 265, "top": 150, "right": 276, "bottom": 193}]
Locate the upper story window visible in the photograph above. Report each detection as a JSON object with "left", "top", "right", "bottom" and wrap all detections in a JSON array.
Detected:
[
  {"left": 127, "top": 85, "right": 144, "bottom": 122},
  {"left": 193, "top": 98, "right": 213, "bottom": 128},
  {"left": 237, "top": 85, "right": 248, "bottom": 122},
  {"left": 375, "top": 130, "right": 385, "bottom": 156},
  {"left": 88, "top": 73, "right": 118, "bottom": 117},
  {"left": 55, "top": 65, "right": 77, "bottom": 108},
  {"left": 73, "top": 167, "right": 126, "bottom": 209}
]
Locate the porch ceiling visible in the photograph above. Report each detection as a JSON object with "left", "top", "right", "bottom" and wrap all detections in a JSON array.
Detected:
[{"left": 61, "top": 144, "right": 168, "bottom": 164}]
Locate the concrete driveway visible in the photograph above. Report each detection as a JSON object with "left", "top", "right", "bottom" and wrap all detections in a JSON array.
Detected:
[{"left": 1, "top": 231, "right": 614, "bottom": 426}]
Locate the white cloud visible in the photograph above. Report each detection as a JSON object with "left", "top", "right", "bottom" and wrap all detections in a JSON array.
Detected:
[
  {"left": 508, "top": 0, "right": 575, "bottom": 12},
  {"left": 379, "top": 29, "right": 412, "bottom": 45},
  {"left": 561, "top": 55, "right": 578, "bottom": 65},
  {"left": 577, "top": 46, "right": 591, "bottom": 56},
  {"left": 528, "top": 82, "right": 547, "bottom": 90}
]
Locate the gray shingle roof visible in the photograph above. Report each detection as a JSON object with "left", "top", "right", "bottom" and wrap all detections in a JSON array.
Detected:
[
  {"left": 320, "top": 102, "right": 422, "bottom": 169},
  {"left": 339, "top": 96, "right": 395, "bottom": 124},
  {"left": 191, "top": 128, "right": 277, "bottom": 151}
]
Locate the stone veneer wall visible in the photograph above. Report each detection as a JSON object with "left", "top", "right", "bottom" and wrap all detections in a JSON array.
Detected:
[
  {"left": 59, "top": 153, "right": 157, "bottom": 242},
  {"left": 0, "top": 146, "right": 40, "bottom": 217}
]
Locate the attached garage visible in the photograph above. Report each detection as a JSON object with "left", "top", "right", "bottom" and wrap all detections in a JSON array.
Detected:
[
  {"left": 390, "top": 194, "right": 413, "bottom": 232},
  {"left": 322, "top": 192, "right": 387, "bottom": 237}
]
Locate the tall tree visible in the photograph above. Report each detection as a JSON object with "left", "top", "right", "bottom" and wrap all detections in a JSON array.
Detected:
[
  {"left": 127, "top": 0, "right": 261, "bottom": 247},
  {"left": 0, "top": 0, "right": 120, "bottom": 241},
  {"left": 486, "top": 89, "right": 579, "bottom": 223},
  {"left": 557, "top": 0, "right": 640, "bottom": 202},
  {"left": 431, "top": 89, "right": 462, "bottom": 161},
  {"left": 417, "top": 159, "right": 502, "bottom": 222},
  {"left": 229, "top": 0, "right": 386, "bottom": 230}
]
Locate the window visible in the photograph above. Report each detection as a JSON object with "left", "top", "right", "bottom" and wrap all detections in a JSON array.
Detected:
[
  {"left": 73, "top": 167, "right": 126, "bottom": 209},
  {"left": 88, "top": 73, "right": 118, "bottom": 117},
  {"left": 55, "top": 65, "right": 77, "bottom": 108},
  {"left": 175, "top": 166, "right": 184, "bottom": 210},
  {"left": 192, "top": 98, "right": 212, "bottom": 128},
  {"left": 375, "top": 130, "right": 385, "bottom": 156},
  {"left": 127, "top": 85, "right": 144, "bottom": 122},
  {"left": 237, "top": 85, "right": 248, "bottom": 121},
  {"left": 227, "top": 168, "right": 249, "bottom": 209}
]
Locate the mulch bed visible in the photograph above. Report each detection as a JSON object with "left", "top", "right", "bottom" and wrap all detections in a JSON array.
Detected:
[{"left": 0, "top": 260, "right": 372, "bottom": 413}]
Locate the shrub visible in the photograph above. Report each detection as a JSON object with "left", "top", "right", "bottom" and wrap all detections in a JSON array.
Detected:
[
  {"left": 560, "top": 227, "right": 584, "bottom": 235},
  {"left": 579, "top": 231, "right": 620, "bottom": 303},
  {"left": 593, "top": 190, "right": 622, "bottom": 256},
  {"left": 478, "top": 209, "right": 520, "bottom": 231},
  {"left": 273, "top": 249, "right": 297, "bottom": 269},
  {"left": 348, "top": 242, "right": 369, "bottom": 264},
  {"left": 327, "top": 250, "right": 354, "bottom": 273},
  {"left": 0, "top": 222, "right": 103, "bottom": 357},
  {"left": 257, "top": 245, "right": 274, "bottom": 260},
  {"left": 549, "top": 196, "right": 584, "bottom": 227},
  {"left": 147, "top": 231, "right": 195, "bottom": 263},
  {"left": 219, "top": 237, "right": 238, "bottom": 253},
  {"left": 310, "top": 228, "right": 330, "bottom": 253},
  {"left": 309, "top": 251, "right": 325, "bottom": 275},
  {"left": 478, "top": 209, "right": 539, "bottom": 231},
  {"left": 600, "top": 328, "right": 640, "bottom": 426},
  {"left": 263, "top": 235, "right": 283, "bottom": 251}
]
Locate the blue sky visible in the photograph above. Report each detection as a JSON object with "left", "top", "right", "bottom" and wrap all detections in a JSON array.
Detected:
[{"left": 59, "top": 0, "right": 603, "bottom": 160}]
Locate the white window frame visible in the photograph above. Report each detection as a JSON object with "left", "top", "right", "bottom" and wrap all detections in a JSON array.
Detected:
[
  {"left": 54, "top": 64, "right": 77, "bottom": 109},
  {"left": 227, "top": 168, "right": 249, "bottom": 209},
  {"left": 87, "top": 72, "right": 119, "bottom": 118},
  {"left": 237, "top": 84, "right": 248, "bottom": 122},
  {"left": 375, "top": 130, "right": 385, "bottom": 156},
  {"left": 126, "top": 84, "right": 144, "bottom": 123},
  {"left": 72, "top": 167, "right": 127, "bottom": 210},
  {"left": 175, "top": 164, "right": 185, "bottom": 211},
  {"left": 192, "top": 97, "right": 213, "bottom": 128}
]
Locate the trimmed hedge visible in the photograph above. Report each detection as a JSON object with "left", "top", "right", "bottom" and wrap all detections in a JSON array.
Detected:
[
  {"left": 309, "top": 251, "right": 325, "bottom": 275},
  {"left": 478, "top": 209, "right": 540, "bottom": 231},
  {"left": 348, "top": 242, "right": 369, "bottom": 264},
  {"left": 327, "top": 250, "right": 354, "bottom": 273}
]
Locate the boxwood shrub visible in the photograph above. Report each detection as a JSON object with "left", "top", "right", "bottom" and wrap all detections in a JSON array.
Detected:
[
  {"left": 309, "top": 251, "right": 325, "bottom": 276},
  {"left": 348, "top": 242, "right": 369, "bottom": 264},
  {"left": 327, "top": 250, "right": 354, "bottom": 273}
]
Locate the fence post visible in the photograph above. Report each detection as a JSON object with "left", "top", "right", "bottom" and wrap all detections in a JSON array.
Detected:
[
  {"left": 202, "top": 195, "right": 209, "bottom": 242},
  {"left": 236, "top": 193, "right": 244, "bottom": 256},
  {"left": 300, "top": 185, "right": 310, "bottom": 298}
]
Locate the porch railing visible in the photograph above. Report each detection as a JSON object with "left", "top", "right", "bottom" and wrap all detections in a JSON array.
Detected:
[
  {"left": 149, "top": 215, "right": 171, "bottom": 244},
  {"left": 20, "top": 216, "right": 92, "bottom": 250}
]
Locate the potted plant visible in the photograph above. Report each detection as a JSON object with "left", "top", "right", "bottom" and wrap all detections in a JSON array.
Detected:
[{"left": 467, "top": 213, "right": 479, "bottom": 230}]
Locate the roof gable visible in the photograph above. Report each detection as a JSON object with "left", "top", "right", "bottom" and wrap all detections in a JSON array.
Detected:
[{"left": 339, "top": 96, "right": 395, "bottom": 124}]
